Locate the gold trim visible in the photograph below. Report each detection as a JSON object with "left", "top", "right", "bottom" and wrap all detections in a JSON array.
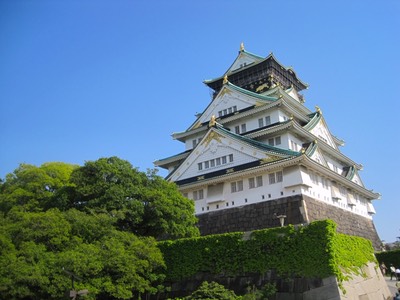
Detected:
[
  {"left": 223, "top": 75, "right": 228, "bottom": 84},
  {"left": 197, "top": 176, "right": 204, "bottom": 181},
  {"left": 260, "top": 155, "right": 282, "bottom": 164},
  {"left": 201, "top": 131, "right": 223, "bottom": 147},
  {"left": 226, "top": 168, "right": 234, "bottom": 174},
  {"left": 240, "top": 42, "right": 245, "bottom": 51}
]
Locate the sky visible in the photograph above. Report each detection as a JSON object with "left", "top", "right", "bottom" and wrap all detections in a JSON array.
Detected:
[{"left": 1, "top": 0, "right": 399, "bottom": 243}]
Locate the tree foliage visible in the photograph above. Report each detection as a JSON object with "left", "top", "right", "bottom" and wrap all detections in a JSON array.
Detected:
[
  {"left": 0, "top": 157, "right": 200, "bottom": 299},
  {"left": 0, "top": 209, "right": 165, "bottom": 299}
]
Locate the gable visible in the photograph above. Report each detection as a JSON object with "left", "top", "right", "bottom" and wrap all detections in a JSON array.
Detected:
[
  {"left": 308, "top": 146, "right": 329, "bottom": 168},
  {"left": 309, "top": 118, "right": 338, "bottom": 150},
  {"left": 228, "top": 51, "right": 260, "bottom": 73},
  {"left": 169, "top": 128, "right": 286, "bottom": 183},
  {"left": 192, "top": 85, "right": 268, "bottom": 128}
]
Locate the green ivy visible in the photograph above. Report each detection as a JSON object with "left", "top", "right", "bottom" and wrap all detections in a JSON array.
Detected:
[{"left": 158, "top": 219, "right": 375, "bottom": 291}]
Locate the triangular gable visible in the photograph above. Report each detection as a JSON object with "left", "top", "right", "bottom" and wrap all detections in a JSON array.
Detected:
[
  {"left": 169, "top": 127, "right": 289, "bottom": 183},
  {"left": 305, "top": 142, "right": 329, "bottom": 168},
  {"left": 189, "top": 83, "right": 275, "bottom": 130},
  {"left": 344, "top": 166, "right": 365, "bottom": 188},
  {"left": 226, "top": 49, "right": 264, "bottom": 74},
  {"left": 304, "top": 110, "right": 338, "bottom": 150}
]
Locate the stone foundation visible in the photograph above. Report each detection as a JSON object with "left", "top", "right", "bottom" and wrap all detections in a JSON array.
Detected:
[
  {"left": 159, "top": 262, "right": 391, "bottom": 300},
  {"left": 196, "top": 194, "right": 382, "bottom": 251}
]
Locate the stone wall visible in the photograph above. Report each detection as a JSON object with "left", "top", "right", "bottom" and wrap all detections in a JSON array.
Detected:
[
  {"left": 159, "top": 262, "right": 391, "bottom": 300},
  {"left": 196, "top": 194, "right": 382, "bottom": 251}
]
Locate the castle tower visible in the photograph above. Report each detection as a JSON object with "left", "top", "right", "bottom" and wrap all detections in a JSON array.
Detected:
[{"left": 154, "top": 44, "right": 382, "bottom": 250}]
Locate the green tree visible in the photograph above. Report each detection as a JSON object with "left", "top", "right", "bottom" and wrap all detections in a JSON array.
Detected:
[
  {"left": 0, "top": 209, "right": 165, "bottom": 299},
  {"left": 67, "top": 157, "right": 199, "bottom": 239},
  {"left": 0, "top": 162, "right": 77, "bottom": 213},
  {"left": 185, "top": 281, "right": 240, "bottom": 300}
]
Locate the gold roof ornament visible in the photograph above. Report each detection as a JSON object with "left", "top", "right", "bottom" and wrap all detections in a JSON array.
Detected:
[
  {"left": 223, "top": 75, "right": 228, "bottom": 84},
  {"left": 315, "top": 105, "right": 322, "bottom": 114},
  {"left": 240, "top": 42, "right": 245, "bottom": 51},
  {"left": 209, "top": 115, "right": 216, "bottom": 127}
]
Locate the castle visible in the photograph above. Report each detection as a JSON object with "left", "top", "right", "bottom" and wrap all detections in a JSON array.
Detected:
[{"left": 154, "top": 44, "right": 382, "bottom": 250}]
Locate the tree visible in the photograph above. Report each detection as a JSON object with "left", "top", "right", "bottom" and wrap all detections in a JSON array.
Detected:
[
  {"left": 185, "top": 281, "right": 240, "bottom": 300},
  {"left": 0, "top": 162, "right": 77, "bottom": 214},
  {"left": 0, "top": 208, "right": 165, "bottom": 299},
  {"left": 67, "top": 157, "right": 199, "bottom": 239}
]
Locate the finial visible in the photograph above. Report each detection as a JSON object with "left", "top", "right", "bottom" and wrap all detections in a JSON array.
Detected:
[
  {"left": 290, "top": 114, "right": 294, "bottom": 120},
  {"left": 301, "top": 148, "right": 306, "bottom": 154},
  {"left": 209, "top": 115, "right": 216, "bottom": 127},
  {"left": 223, "top": 75, "right": 228, "bottom": 84},
  {"left": 315, "top": 106, "right": 322, "bottom": 114},
  {"left": 240, "top": 42, "right": 245, "bottom": 51}
]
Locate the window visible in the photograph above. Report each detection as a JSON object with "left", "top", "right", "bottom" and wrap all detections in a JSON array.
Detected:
[
  {"left": 235, "top": 126, "right": 240, "bottom": 134},
  {"left": 275, "top": 136, "right": 281, "bottom": 145},
  {"left": 241, "top": 123, "right": 247, "bottom": 133},
  {"left": 256, "top": 176, "right": 263, "bottom": 187},
  {"left": 231, "top": 180, "right": 243, "bottom": 193},
  {"left": 249, "top": 176, "right": 263, "bottom": 189},
  {"left": 193, "top": 190, "right": 204, "bottom": 200},
  {"left": 265, "top": 116, "right": 271, "bottom": 125},
  {"left": 216, "top": 157, "right": 221, "bottom": 165},
  {"left": 258, "top": 118, "right": 264, "bottom": 127},
  {"left": 204, "top": 161, "right": 209, "bottom": 169},
  {"left": 198, "top": 163, "right": 203, "bottom": 171},
  {"left": 218, "top": 111, "right": 222, "bottom": 117},
  {"left": 192, "top": 139, "right": 197, "bottom": 148},
  {"left": 237, "top": 180, "right": 243, "bottom": 191},
  {"left": 269, "top": 173, "right": 276, "bottom": 184},
  {"left": 276, "top": 171, "right": 283, "bottom": 182},
  {"left": 233, "top": 106, "right": 237, "bottom": 112},
  {"left": 249, "top": 177, "right": 255, "bottom": 189},
  {"left": 222, "top": 156, "right": 227, "bottom": 164},
  {"left": 268, "top": 138, "right": 274, "bottom": 146},
  {"left": 231, "top": 182, "right": 237, "bottom": 193},
  {"left": 229, "top": 154, "right": 234, "bottom": 162},
  {"left": 228, "top": 107, "right": 232, "bottom": 114},
  {"left": 210, "top": 159, "right": 215, "bottom": 167}
]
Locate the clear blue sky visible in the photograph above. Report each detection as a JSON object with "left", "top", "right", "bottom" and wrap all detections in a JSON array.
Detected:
[{"left": 1, "top": 0, "right": 399, "bottom": 243}]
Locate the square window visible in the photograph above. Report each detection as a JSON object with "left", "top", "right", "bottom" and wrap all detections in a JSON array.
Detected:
[
  {"left": 216, "top": 157, "right": 221, "bottom": 165},
  {"left": 198, "top": 163, "right": 203, "bottom": 171},
  {"left": 222, "top": 156, "right": 227, "bottom": 164},
  {"left": 268, "top": 138, "right": 274, "bottom": 146},
  {"left": 265, "top": 116, "right": 271, "bottom": 125},
  {"left": 235, "top": 126, "right": 240, "bottom": 134},
  {"left": 199, "top": 190, "right": 204, "bottom": 199},
  {"left": 229, "top": 154, "right": 233, "bottom": 162},
  {"left": 210, "top": 159, "right": 215, "bottom": 167},
  {"left": 218, "top": 111, "right": 222, "bottom": 117},
  {"left": 228, "top": 107, "right": 233, "bottom": 114},
  {"left": 204, "top": 161, "right": 209, "bottom": 169},
  {"left": 258, "top": 118, "right": 264, "bottom": 127},
  {"left": 233, "top": 106, "right": 237, "bottom": 112},
  {"left": 275, "top": 136, "right": 281, "bottom": 145}
]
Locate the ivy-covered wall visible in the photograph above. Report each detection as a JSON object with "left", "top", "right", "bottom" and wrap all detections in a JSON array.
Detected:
[{"left": 158, "top": 220, "right": 376, "bottom": 295}]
